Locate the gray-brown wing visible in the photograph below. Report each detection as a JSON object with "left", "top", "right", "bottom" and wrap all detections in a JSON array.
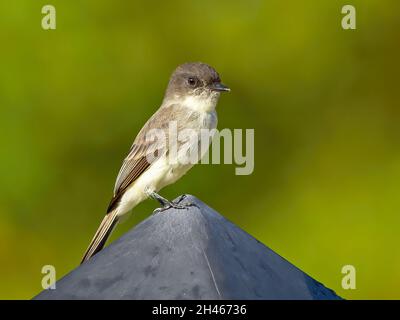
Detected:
[{"left": 107, "top": 105, "right": 183, "bottom": 212}]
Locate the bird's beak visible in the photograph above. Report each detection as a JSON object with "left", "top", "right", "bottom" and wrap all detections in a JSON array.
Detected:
[{"left": 209, "top": 82, "right": 230, "bottom": 92}]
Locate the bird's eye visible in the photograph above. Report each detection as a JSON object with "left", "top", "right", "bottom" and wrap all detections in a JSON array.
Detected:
[{"left": 187, "top": 77, "right": 197, "bottom": 87}]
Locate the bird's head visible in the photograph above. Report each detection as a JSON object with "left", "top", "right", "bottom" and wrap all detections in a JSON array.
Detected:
[{"left": 164, "top": 62, "right": 230, "bottom": 112}]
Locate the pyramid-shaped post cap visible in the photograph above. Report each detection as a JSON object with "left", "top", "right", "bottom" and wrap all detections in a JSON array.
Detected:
[{"left": 34, "top": 195, "right": 341, "bottom": 300}]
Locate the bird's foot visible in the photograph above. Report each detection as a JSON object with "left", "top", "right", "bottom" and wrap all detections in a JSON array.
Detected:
[
  {"left": 151, "top": 194, "right": 199, "bottom": 215},
  {"left": 152, "top": 201, "right": 188, "bottom": 215},
  {"left": 175, "top": 194, "right": 200, "bottom": 210}
]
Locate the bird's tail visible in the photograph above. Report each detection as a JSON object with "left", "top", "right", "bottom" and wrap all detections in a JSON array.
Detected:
[{"left": 81, "top": 210, "right": 119, "bottom": 264}]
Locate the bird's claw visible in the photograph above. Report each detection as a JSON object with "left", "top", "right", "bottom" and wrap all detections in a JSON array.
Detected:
[{"left": 152, "top": 200, "right": 197, "bottom": 215}]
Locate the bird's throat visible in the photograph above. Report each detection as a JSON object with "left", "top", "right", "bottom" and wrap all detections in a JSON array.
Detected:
[{"left": 182, "top": 94, "right": 219, "bottom": 113}]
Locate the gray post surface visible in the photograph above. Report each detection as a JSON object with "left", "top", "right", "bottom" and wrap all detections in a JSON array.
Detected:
[{"left": 34, "top": 195, "right": 341, "bottom": 300}]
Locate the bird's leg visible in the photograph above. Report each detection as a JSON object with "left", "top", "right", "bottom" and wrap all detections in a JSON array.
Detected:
[
  {"left": 150, "top": 191, "right": 174, "bottom": 208},
  {"left": 148, "top": 190, "right": 188, "bottom": 214}
]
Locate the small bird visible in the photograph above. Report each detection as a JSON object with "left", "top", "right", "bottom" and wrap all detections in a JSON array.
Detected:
[{"left": 81, "top": 62, "right": 230, "bottom": 263}]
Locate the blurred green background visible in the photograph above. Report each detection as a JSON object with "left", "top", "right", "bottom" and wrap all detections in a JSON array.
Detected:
[{"left": 0, "top": 0, "right": 399, "bottom": 299}]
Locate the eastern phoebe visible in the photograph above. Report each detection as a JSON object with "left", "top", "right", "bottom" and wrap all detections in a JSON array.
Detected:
[{"left": 81, "top": 62, "right": 229, "bottom": 263}]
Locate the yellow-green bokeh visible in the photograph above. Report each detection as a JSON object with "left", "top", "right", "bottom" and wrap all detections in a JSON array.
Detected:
[{"left": 0, "top": 0, "right": 399, "bottom": 299}]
